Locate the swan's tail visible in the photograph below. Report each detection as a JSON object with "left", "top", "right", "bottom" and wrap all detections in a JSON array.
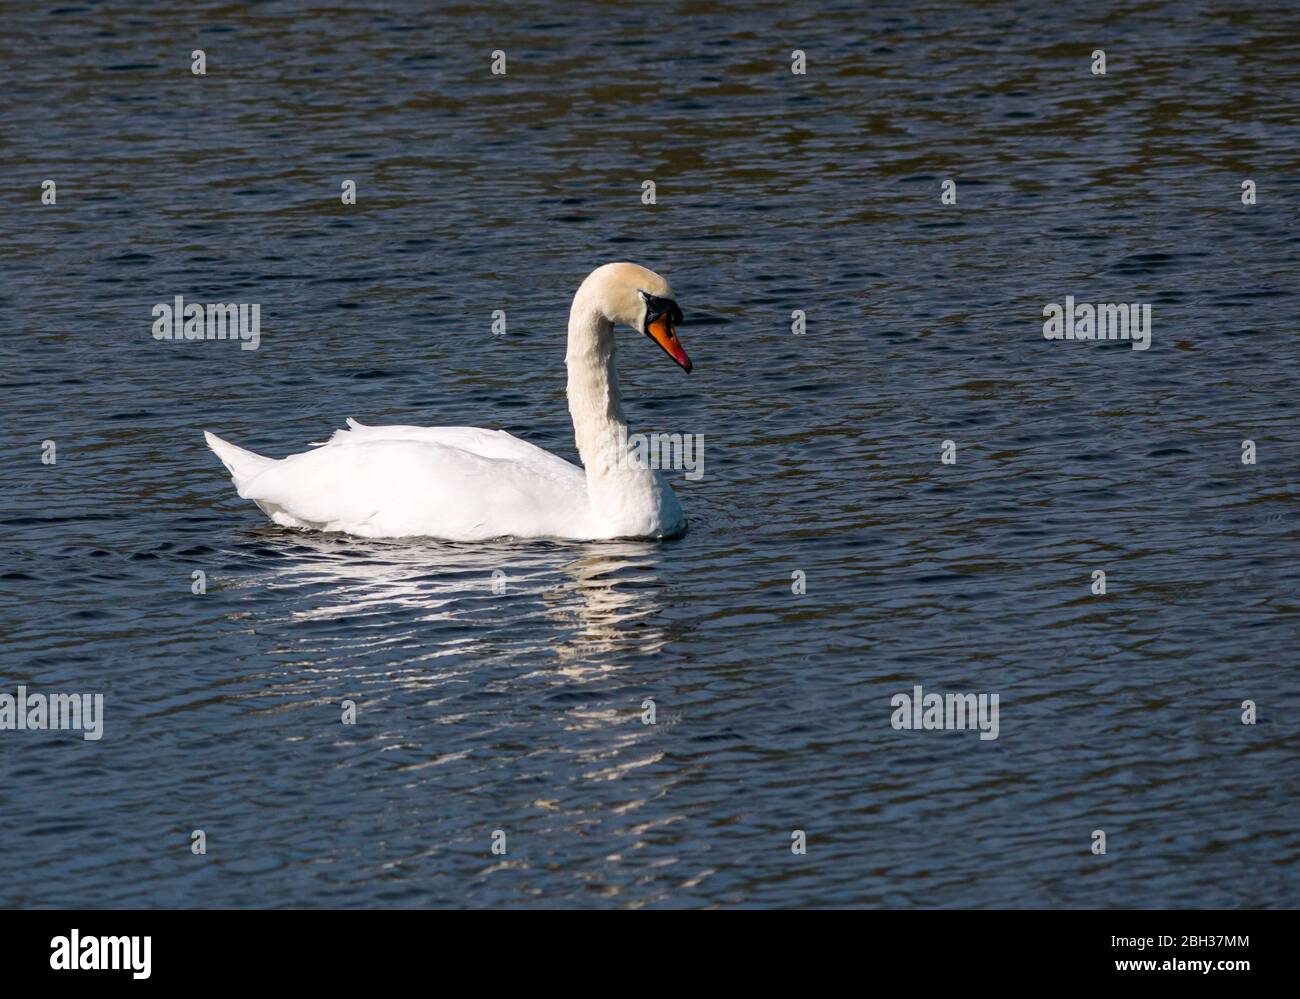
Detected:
[{"left": 204, "top": 431, "right": 274, "bottom": 494}]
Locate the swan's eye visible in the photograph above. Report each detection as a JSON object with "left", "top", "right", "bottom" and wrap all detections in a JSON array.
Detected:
[{"left": 639, "top": 292, "right": 682, "bottom": 332}]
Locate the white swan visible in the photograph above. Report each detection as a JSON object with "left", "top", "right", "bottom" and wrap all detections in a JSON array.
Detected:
[{"left": 204, "top": 262, "right": 693, "bottom": 542}]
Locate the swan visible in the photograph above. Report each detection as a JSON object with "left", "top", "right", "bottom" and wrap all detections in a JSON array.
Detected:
[{"left": 203, "top": 262, "right": 693, "bottom": 542}]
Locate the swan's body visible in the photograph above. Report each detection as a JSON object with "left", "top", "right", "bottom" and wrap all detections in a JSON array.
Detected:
[{"left": 204, "top": 263, "right": 694, "bottom": 541}]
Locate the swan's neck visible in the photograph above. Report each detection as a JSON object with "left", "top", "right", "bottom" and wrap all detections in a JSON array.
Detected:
[
  {"left": 566, "top": 294, "right": 681, "bottom": 536},
  {"left": 566, "top": 296, "right": 629, "bottom": 478}
]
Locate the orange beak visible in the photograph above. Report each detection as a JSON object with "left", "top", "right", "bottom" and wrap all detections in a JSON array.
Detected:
[{"left": 647, "top": 313, "right": 692, "bottom": 373}]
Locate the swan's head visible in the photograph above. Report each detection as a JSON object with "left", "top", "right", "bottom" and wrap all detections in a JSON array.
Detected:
[{"left": 584, "top": 262, "right": 692, "bottom": 373}]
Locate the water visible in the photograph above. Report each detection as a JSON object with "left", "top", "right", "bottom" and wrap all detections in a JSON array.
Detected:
[{"left": 3, "top": 0, "right": 1298, "bottom": 908}]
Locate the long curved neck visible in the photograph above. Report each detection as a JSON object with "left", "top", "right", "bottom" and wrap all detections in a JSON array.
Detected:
[
  {"left": 566, "top": 289, "right": 628, "bottom": 478},
  {"left": 563, "top": 278, "right": 683, "bottom": 538}
]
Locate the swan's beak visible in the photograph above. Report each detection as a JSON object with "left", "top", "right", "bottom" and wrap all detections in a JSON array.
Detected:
[{"left": 647, "top": 313, "right": 692, "bottom": 373}]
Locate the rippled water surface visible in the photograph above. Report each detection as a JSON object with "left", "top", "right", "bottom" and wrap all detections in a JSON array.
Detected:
[{"left": 3, "top": 1, "right": 1299, "bottom": 907}]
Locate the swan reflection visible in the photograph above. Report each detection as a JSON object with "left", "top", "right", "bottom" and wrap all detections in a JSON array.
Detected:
[{"left": 239, "top": 530, "right": 671, "bottom": 688}]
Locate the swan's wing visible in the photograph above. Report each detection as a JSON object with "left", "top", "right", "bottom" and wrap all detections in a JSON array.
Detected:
[
  {"left": 321, "top": 419, "right": 578, "bottom": 472},
  {"left": 242, "top": 435, "right": 589, "bottom": 540}
]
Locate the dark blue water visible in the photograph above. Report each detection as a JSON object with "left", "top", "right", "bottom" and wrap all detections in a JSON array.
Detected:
[{"left": 2, "top": 0, "right": 1298, "bottom": 907}]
